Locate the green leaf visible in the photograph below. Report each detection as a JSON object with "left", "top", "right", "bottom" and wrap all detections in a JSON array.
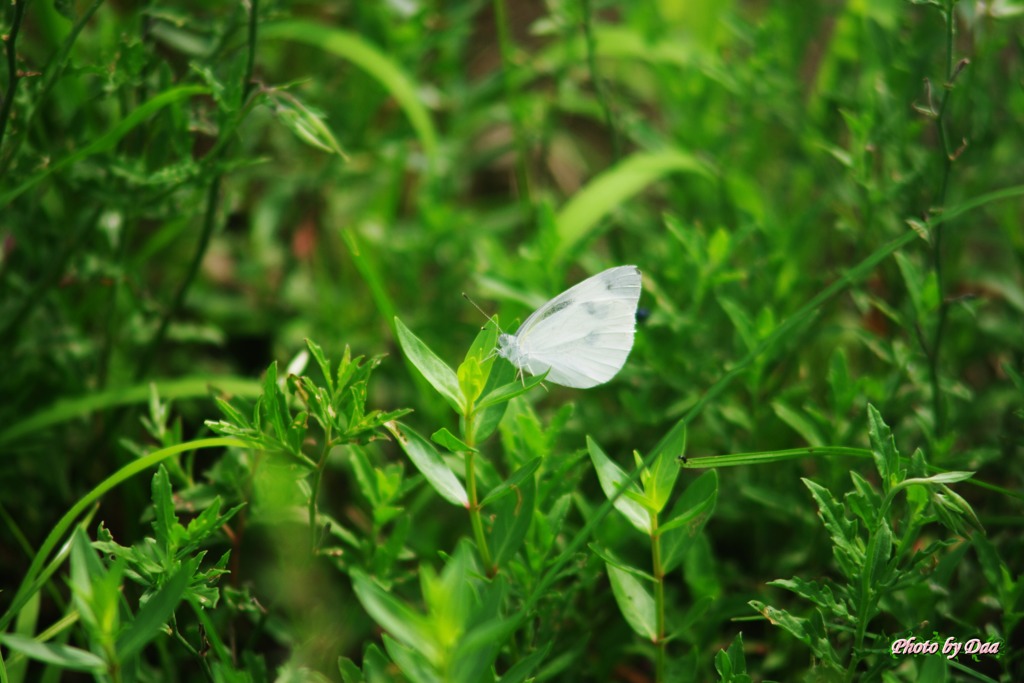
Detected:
[
  {"left": 588, "top": 544, "right": 657, "bottom": 583},
  {"left": 338, "top": 656, "right": 365, "bottom": 683},
  {"left": 749, "top": 601, "right": 841, "bottom": 670},
  {"left": 490, "top": 474, "right": 536, "bottom": 567},
  {"left": 867, "top": 404, "right": 900, "bottom": 488},
  {"left": 587, "top": 436, "right": 650, "bottom": 535},
  {"left": 771, "top": 400, "right": 826, "bottom": 447},
  {"left": 647, "top": 420, "right": 687, "bottom": 512},
  {"left": 898, "top": 471, "right": 976, "bottom": 487},
  {"left": 553, "top": 149, "right": 714, "bottom": 264},
  {"left": 394, "top": 317, "right": 465, "bottom": 414},
  {"left": 497, "top": 643, "right": 551, "bottom": 683},
  {"left": 69, "top": 528, "right": 118, "bottom": 638},
  {"left": 606, "top": 563, "right": 657, "bottom": 642},
  {"left": 152, "top": 465, "right": 183, "bottom": 554},
  {"left": 864, "top": 521, "right": 893, "bottom": 588},
  {"left": 714, "top": 632, "right": 752, "bottom": 683},
  {"left": 385, "top": 422, "right": 468, "bottom": 508},
  {"left": 351, "top": 571, "right": 438, "bottom": 664},
  {"left": 828, "top": 348, "right": 854, "bottom": 416},
  {"left": 0, "top": 85, "right": 211, "bottom": 207},
  {"left": 467, "top": 351, "right": 517, "bottom": 444},
  {"left": 269, "top": 91, "right": 347, "bottom": 156},
  {"left": 0, "top": 634, "right": 105, "bottom": 672},
  {"left": 660, "top": 470, "right": 718, "bottom": 573},
  {"left": 480, "top": 458, "right": 542, "bottom": 508},
  {"left": 261, "top": 21, "right": 438, "bottom": 158},
  {"left": 0, "top": 376, "right": 261, "bottom": 446},
  {"left": 382, "top": 634, "right": 441, "bottom": 683},
  {"left": 116, "top": 556, "right": 198, "bottom": 660},
  {"left": 802, "top": 478, "right": 862, "bottom": 576},
  {"left": 456, "top": 355, "right": 486, "bottom": 406},
  {"left": 474, "top": 373, "right": 548, "bottom": 410},
  {"left": 431, "top": 428, "right": 475, "bottom": 454},
  {"left": 769, "top": 577, "right": 851, "bottom": 620}
]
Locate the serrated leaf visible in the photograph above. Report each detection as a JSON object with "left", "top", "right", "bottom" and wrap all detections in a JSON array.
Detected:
[
  {"left": 152, "top": 465, "right": 181, "bottom": 553},
  {"left": 867, "top": 405, "right": 900, "bottom": 488},
  {"left": 768, "top": 577, "right": 851, "bottom": 620},
  {"left": 802, "top": 478, "right": 861, "bottom": 568},
  {"left": 749, "top": 601, "right": 841, "bottom": 669},
  {"left": 864, "top": 521, "right": 893, "bottom": 587},
  {"left": 116, "top": 556, "right": 198, "bottom": 660}
]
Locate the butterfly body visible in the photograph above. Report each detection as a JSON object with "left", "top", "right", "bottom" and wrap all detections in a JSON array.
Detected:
[{"left": 496, "top": 265, "right": 642, "bottom": 388}]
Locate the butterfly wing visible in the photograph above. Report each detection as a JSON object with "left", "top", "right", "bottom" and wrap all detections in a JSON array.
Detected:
[{"left": 512, "top": 265, "right": 641, "bottom": 388}]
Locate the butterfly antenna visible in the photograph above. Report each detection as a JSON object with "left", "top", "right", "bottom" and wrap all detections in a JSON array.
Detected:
[{"left": 462, "top": 292, "right": 501, "bottom": 331}]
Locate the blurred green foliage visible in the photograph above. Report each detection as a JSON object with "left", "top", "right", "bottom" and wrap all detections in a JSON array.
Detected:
[{"left": 1, "top": 0, "right": 1023, "bottom": 681}]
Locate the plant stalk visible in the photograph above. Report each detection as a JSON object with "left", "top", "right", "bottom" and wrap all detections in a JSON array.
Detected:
[{"left": 651, "top": 513, "right": 667, "bottom": 682}]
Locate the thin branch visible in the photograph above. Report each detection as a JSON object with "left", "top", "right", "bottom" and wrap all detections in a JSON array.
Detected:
[{"left": 0, "top": 0, "right": 28, "bottom": 154}]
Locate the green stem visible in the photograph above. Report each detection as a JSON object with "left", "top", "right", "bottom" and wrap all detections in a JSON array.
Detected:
[
  {"left": 0, "top": 0, "right": 27, "bottom": 154},
  {"left": 309, "top": 429, "right": 333, "bottom": 555},
  {"left": 132, "top": 174, "right": 222, "bottom": 380},
  {"left": 845, "top": 520, "right": 884, "bottom": 683},
  {"left": 466, "top": 450, "right": 495, "bottom": 573},
  {"left": 651, "top": 513, "right": 666, "bottom": 683},
  {"left": 1, "top": 0, "right": 105, "bottom": 177},
  {"left": 243, "top": 0, "right": 259, "bottom": 102},
  {"left": 462, "top": 409, "right": 495, "bottom": 572},
  {"left": 926, "top": 0, "right": 959, "bottom": 437},
  {"left": 580, "top": 0, "right": 620, "bottom": 162},
  {"left": 493, "top": 0, "right": 532, "bottom": 206}
]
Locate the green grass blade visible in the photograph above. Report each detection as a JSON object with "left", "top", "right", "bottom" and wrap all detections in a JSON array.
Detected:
[
  {"left": 0, "top": 438, "right": 247, "bottom": 631},
  {"left": 0, "top": 377, "right": 261, "bottom": 447},
  {"left": 0, "top": 85, "right": 210, "bottom": 207},
  {"left": 261, "top": 21, "right": 438, "bottom": 159},
  {"left": 0, "top": 635, "right": 105, "bottom": 673},
  {"left": 553, "top": 150, "right": 714, "bottom": 264}
]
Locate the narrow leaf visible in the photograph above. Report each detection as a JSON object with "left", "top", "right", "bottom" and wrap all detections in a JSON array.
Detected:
[
  {"left": 116, "top": 557, "right": 197, "bottom": 660},
  {"left": 553, "top": 150, "right": 713, "bottom": 264},
  {"left": 646, "top": 420, "right": 686, "bottom": 512},
  {"left": 351, "top": 571, "right": 438, "bottom": 664},
  {"left": 394, "top": 317, "right": 465, "bottom": 414},
  {"left": 0, "top": 634, "right": 105, "bottom": 672},
  {"left": 480, "top": 458, "right": 542, "bottom": 508},
  {"left": 587, "top": 436, "right": 650, "bottom": 535},
  {"left": 385, "top": 422, "right": 468, "bottom": 508},
  {"left": 606, "top": 563, "right": 657, "bottom": 642},
  {"left": 261, "top": 21, "right": 438, "bottom": 157},
  {"left": 867, "top": 405, "right": 900, "bottom": 488}
]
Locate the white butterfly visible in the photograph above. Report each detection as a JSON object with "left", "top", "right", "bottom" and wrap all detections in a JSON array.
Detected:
[{"left": 496, "top": 265, "right": 642, "bottom": 388}]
